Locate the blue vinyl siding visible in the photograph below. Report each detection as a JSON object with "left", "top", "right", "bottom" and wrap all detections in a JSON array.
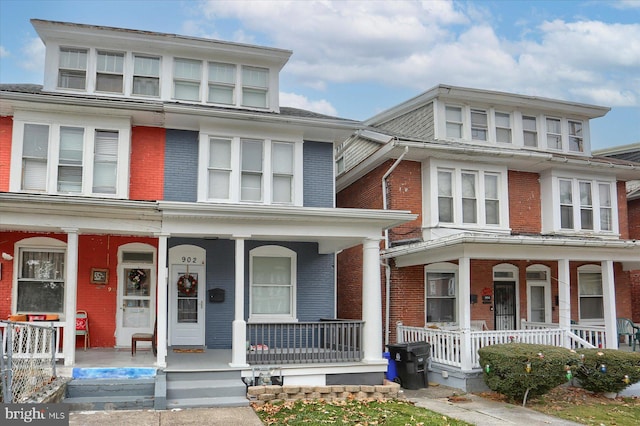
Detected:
[
  {"left": 164, "top": 129, "right": 198, "bottom": 202},
  {"left": 303, "top": 141, "right": 334, "bottom": 207}
]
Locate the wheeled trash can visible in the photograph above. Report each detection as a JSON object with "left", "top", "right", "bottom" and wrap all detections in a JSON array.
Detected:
[{"left": 387, "top": 341, "right": 430, "bottom": 389}]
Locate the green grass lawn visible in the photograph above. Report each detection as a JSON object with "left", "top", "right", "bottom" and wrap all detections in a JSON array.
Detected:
[{"left": 253, "top": 398, "right": 472, "bottom": 425}]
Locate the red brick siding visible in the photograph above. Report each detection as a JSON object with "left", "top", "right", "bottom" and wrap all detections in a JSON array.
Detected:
[
  {"left": 631, "top": 271, "right": 640, "bottom": 323},
  {"left": 385, "top": 161, "right": 423, "bottom": 242},
  {"left": 508, "top": 170, "right": 541, "bottom": 234},
  {"left": 617, "top": 181, "right": 629, "bottom": 239},
  {"left": 0, "top": 116, "right": 13, "bottom": 191},
  {"left": 337, "top": 245, "right": 363, "bottom": 320},
  {"left": 388, "top": 264, "right": 425, "bottom": 344},
  {"left": 629, "top": 198, "right": 640, "bottom": 240},
  {"left": 129, "top": 126, "right": 165, "bottom": 201}
]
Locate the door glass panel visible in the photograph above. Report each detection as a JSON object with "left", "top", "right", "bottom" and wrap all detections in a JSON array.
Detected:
[
  {"left": 177, "top": 272, "right": 198, "bottom": 323},
  {"left": 530, "top": 286, "right": 545, "bottom": 322},
  {"left": 122, "top": 268, "right": 151, "bottom": 327}
]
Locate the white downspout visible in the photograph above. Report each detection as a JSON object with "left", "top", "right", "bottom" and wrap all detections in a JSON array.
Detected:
[{"left": 382, "top": 145, "right": 408, "bottom": 347}]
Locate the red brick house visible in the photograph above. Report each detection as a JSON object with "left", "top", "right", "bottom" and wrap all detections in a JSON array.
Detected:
[{"left": 336, "top": 85, "right": 640, "bottom": 390}]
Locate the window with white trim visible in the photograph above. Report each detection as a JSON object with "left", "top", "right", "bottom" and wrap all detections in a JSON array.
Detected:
[
  {"left": 426, "top": 272, "right": 456, "bottom": 323},
  {"left": 434, "top": 165, "right": 506, "bottom": 227},
  {"left": 207, "top": 137, "right": 232, "bottom": 199},
  {"left": 495, "top": 112, "right": 511, "bottom": 143},
  {"left": 96, "top": 51, "right": 124, "bottom": 93},
  {"left": 546, "top": 117, "right": 562, "bottom": 150},
  {"left": 133, "top": 55, "right": 160, "bottom": 97},
  {"left": 16, "top": 248, "right": 65, "bottom": 314},
  {"left": 558, "top": 178, "right": 614, "bottom": 232},
  {"left": 568, "top": 120, "right": 583, "bottom": 152},
  {"left": 578, "top": 266, "right": 603, "bottom": 321},
  {"left": 58, "top": 47, "right": 87, "bottom": 90},
  {"left": 241, "top": 139, "right": 263, "bottom": 202},
  {"left": 12, "top": 115, "right": 129, "bottom": 197},
  {"left": 250, "top": 245, "right": 297, "bottom": 322},
  {"left": 208, "top": 62, "right": 236, "bottom": 104},
  {"left": 522, "top": 115, "right": 538, "bottom": 147},
  {"left": 445, "top": 106, "right": 463, "bottom": 138},
  {"left": 242, "top": 66, "right": 268, "bottom": 108},
  {"left": 174, "top": 58, "right": 202, "bottom": 101},
  {"left": 471, "top": 109, "right": 488, "bottom": 141},
  {"left": 272, "top": 142, "right": 294, "bottom": 204}
]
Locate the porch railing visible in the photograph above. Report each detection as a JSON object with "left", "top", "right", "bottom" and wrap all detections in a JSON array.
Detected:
[
  {"left": 522, "top": 320, "right": 606, "bottom": 349},
  {"left": 397, "top": 321, "right": 601, "bottom": 370},
  {"left": 247, "top": 320, "right": 363, "bottom": 365},
  {"left": 0, "top": 321, "right": 64, "bottom": 360}
]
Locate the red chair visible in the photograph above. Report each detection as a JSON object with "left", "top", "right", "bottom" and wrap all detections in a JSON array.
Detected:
[{"left": 76, "top": 310, "right": 90, "bottom": 351}]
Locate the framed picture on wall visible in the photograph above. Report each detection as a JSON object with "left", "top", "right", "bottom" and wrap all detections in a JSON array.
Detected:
[{"left": 90, "top": 268, "right": 109, "bottom": 284}]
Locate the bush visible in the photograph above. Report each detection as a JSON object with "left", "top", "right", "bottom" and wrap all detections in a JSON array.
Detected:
[
  {"left": 478, "top": 343, "right": 581, "bottom": 405},
  {"left": 575, "top": 349, "right": 640, "bottom": 394}
]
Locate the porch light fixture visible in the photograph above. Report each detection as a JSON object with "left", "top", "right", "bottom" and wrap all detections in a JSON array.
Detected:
[{"left": 2, "top": 252, "right": 13, "bottom": 261}]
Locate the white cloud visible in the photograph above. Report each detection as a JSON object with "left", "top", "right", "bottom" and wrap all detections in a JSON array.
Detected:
[
  {"left": 0, "top": 46, "right": 8, "bottom": 58},
  {"left": 20, "top": 37, "right": 44, "bottom": 72},
  {"left": 280, "top": 92, "right": 337, "bottom": 116},
  {"left": 612, "top": 0, "right": 640, "bottom": 9}
]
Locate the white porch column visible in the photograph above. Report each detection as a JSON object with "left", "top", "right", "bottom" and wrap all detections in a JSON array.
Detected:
[
  {"left": 362, "top": 237, "right": 383, "bottom": 362},
  {"left": 62, "top": 228, "right": 78, "bottom": 366},
  {"left": 458, "top": 257, "right": 473, "bottom": 371},
  {"left": 601, "top": 260, "right": 618, "bottom": 349},
  {"left": 230, "top": 236, "right": 249, "bottom": 367},
  {"left": 557, "top": 258, "right": 571, "bottom": 348},
  {"left": 156, "top": 234, "right": 169, "bottom": 367}
]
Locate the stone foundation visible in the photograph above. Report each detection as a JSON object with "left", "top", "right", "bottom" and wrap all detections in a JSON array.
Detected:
[{"left": 247, "top": 380, "right": 401, "bottom": 406}]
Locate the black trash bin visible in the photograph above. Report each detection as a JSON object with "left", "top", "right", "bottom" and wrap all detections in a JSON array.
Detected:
[{"left": 387, "top": 341, "right": 430, "bottom": 389}]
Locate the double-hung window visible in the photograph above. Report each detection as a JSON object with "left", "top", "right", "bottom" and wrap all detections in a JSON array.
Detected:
[
  {"left": 272, "top": 142, "right": 294, "bottom": 204},
  {"left": 522, "top": 116, "right": 538, "bottom": 147},
  {"left": 208, "top": 62, "right": 236, "bottom": 104},
  {"left": 174, "top": 58, "right": 202, "bottom": 101},
  {"left": 426, "top": 272, "right": 456, "bottom": 323},
  {"left": 445, "top": 106, "right": 463, "bottom": 138},
  {"left": 495, "top": 112, "right": 511, "bottom": 143},
  {"left": 569, "top": 120, "right": 584, "bottom": 152},
  {"left": 17, "top": 249, "right": 65, "bottom": 314},
  {"left": 242, "top": 66, "right": 268, "bottom": 108},
  {"left": 207, "top": 137, "right": 232, "bottom": 199},
  {"left": 21, "top": 124, "right": 50, "bottom": 191},
  {"left": 556, "top": 177, "right": 614, "bottom": 233},
  {"left": 133, "top": 55, "right": 160, "bottom": 97},
  {"left": 433, "top": 163, "right": 506, "bottom": 228},
  {"left": 93, "top": 130, "right": 119, "bottom": 194},
  {"left": 241, "top": 139, "right": 264, "bottom": 202},
  {"left": 578, "top": 266, "right": 603, "bottom": 321},
  {"left": 58, "top": 47, "right": 87, "bottom": 90},
  {"left": 471, "top": 109, "right": 488, "bottom": 141},
  {"left": 96, "top": 51, "right": 124, "bottom": 93},
  {"left": 250, "top": 246, "right": 296, "bottom": 322},
  {"left": 546, "top": 118, "right": 562, "bottom": 150},
  {"left": 58, "top": 127, "right": 84, "bottom": 192}
]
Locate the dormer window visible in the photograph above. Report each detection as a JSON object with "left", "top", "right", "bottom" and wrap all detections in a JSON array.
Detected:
[
  {"left": 445, "top": 106, "right": 463, "bottom": 138},
  {"left": 471, "top": 109, "right": 488, "bottom": 141},
  {"left": 522, "top": 116, "right": 538, "bottom": 147},
  {"left": 495, "top": 112, "right": 511, "bottom": 144},
  {"left": 58, "top": 47, "right": 87, "bottom": 90},
  {"left": 569, "top": 120, "right": 584, "bottom": 152},
  {"left": 96, "top": 51, "right": 124, "bottom": 93},
  {"left": 546, "top": 118, "right": 562, "bottom": 150},
  {"left": 174, "top": 58, "right": 202, "bottom": 101},
  {"left": 242, "top": 66, "right": 268, "bottom": 108},
  {"left": 133, "top": 55, "right": 160, "bottom": 97},
  {"left": 208, "top": 62, "right": 236, "bottom": 104}
]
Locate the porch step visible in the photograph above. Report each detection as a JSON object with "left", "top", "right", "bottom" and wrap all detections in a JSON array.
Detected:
[
  {"left": 64, "top": 378, "right": 156, "bottom": 411},
  {"left": 165, "top": 371, "right": 248, "bottom": 408}
]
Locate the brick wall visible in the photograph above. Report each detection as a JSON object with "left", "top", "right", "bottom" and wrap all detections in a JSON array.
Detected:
[
  {"left": 337, "top": 245, "right": 363, "bottom": 320},
  {"left": 130, "top": 126, "right": 165, "bottom": 201},
  {"left": 628, "top": 198, "right": 640, "bottom": 240},
  {"left": 0, "top": 116, "right": 12, "bottom": 191},
  {"left": 628, "top": 198, "right": 640, "bottom": 323},
  {"left": 508, "top": 170, "right": 541, "bottom": 234},
  {"left": 386, "top": 161, "right": 423, "bottom": 243},
  {"left": 617, "top": 181, "right": 630, "bottom": 239}
]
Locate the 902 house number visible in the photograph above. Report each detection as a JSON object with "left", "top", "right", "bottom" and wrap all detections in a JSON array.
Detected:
[{"left": 181, "top": 256, "right": 198, "bottom": 263}]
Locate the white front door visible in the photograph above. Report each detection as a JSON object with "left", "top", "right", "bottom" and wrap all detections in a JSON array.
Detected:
[{"left": 170, "top": 264, "right": 205, "bottom": 346}]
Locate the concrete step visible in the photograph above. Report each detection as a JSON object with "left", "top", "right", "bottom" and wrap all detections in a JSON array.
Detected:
[
  {"left": 166, "top": 396, "right": 249, "bottom": 409},
  {"left": 166, "top": 378, "right": 246, "bottom": 399},
  {"left": 66, "top": 378, "right": 155, "bottom": 398},
  {"left": 64, "top": 395, "right": 155, "bottom": 411},
  {"left": 165, "top": 369, "right": 241, "bottom": 381}
]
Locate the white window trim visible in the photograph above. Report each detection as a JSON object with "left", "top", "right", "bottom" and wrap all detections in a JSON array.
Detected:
[
  {"left": 424, "top": 159, "right": 510, "bottom": 232},
  {"left": 493, "top": 263, "right": 520, "bottom": 330},
  {"left": 577, "top": 264, "right": 604, "bottom": 324},
  {"left": 525, "top": 264, "right": 551, "bottom": 323},
  {"left": 540, "top": 170, "right": 619, "bottom": 236},
  {"left": 9, "top": 111, "right": 130, "bottom": 198},
  {"left": 424, "top": 262, "right": 458, "bottom": 326},
  {"left": 249, "top": 245, "right": 297, "bottom": 323},
  {"left": 197, "top": 131, "right": 303, "bottom": 205},
  {"left": 173, "top": 57, "right": 203, "bottom": 102},
  {"left": 12, "top": 237, "right": 67, "bottom": 315}
]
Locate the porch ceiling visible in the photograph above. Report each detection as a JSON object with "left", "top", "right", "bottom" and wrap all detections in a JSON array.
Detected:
[{"left": 384, "top": 233, "right": 640, "bottom": 267}]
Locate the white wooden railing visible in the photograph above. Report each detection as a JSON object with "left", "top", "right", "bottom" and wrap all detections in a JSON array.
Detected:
[
  {"left": 0, "top": 321, "right": 65, "bottom": 360},
  {"left": 396, "top": 321, "right": 603, "bottom": 370},
  {"left": 521, "top": 320, "right": 606, "bottom": 349}
]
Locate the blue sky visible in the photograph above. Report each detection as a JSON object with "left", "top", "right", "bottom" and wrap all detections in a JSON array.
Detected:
[{"left": 1, "top": 0, "right": 638, "bottom": 150}]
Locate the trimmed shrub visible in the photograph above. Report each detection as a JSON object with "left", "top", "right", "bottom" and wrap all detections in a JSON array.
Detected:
[
  {"left": 478, "top": 343, "right": 581, "bottom": 405},
  {"left": 575, "top": 349, "right": 640, "bottom": 394}
]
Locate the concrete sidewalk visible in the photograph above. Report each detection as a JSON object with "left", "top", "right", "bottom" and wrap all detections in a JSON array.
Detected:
[{"left": 402, "top": 385, "right": 582, "bottom": 426}]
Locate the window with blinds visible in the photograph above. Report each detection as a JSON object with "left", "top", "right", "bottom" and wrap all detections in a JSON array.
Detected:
[
  {"left": 93, "top": 130, "right": 119, "bottom": 194},
  {"left": 57, "top": 127, "right": 84, "bottom": 192},
  {"left": 21, "top": 124, "right": 50, "bottom": 191},
  {"left": 58, "top": 47, "right": 87, "bottom": 90},
  {"left": 242, "top": 66, "right": 268, "bottom": 108}
]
